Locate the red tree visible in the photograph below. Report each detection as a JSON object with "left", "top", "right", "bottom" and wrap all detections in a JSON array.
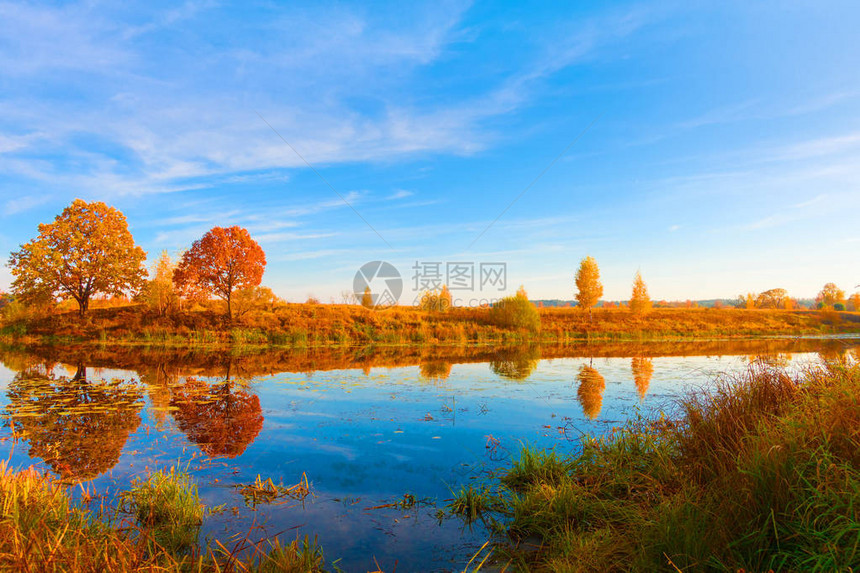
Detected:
[{"left": 173, "top": 226, "right": 266, "bottom": 317}]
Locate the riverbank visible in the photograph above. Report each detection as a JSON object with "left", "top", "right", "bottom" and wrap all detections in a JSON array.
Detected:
[
  {"left": 453, "top": 358, "right": 860, "bottom": 571},
  {"left": 2, "top": 304, "right": 858, "bottom": 348}
]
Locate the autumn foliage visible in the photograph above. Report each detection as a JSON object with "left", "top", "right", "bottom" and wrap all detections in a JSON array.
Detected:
[
  {"left": 629, "top": 271, "right": 652, "bottom": 315},
  {"left": 173, "top": 226, "right": 266, "bottom": 317},
  {"left": 8, "top": 199, "right": 147, "bottom": 316},
  {"left": 575, "top": 256, "right": 603, "bottom": 320}
]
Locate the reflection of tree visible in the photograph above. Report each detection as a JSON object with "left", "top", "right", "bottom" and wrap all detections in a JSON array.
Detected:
[
  {"left": 747, "top": 353, "right": 792, "bottom": 368},
  {"left": 490, "top": 346, "right": 540, "bottom": 381},
  {"left": 419, "top": 360, "right": 452, "bottom": 382},
  {"left": 170, "top": 379, "right": 263, "bottom": 458},
  {"left": 138, "top": 363, "right": 180, "bottom": 428},
  {"left": 577, "top": 365, "right": 606, "bottom": 420},
  {"left": 5, "top": 365, "right": 143, "bottom": 481},
  {"left": 631, "top": 357, "right": 654, "bottom": 400}
]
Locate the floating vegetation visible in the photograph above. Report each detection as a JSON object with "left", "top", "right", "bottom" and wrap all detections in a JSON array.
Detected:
[
  {"left": 364, "top": 492, "right": 434, "bottom": 511},
  {"left": 237, "top": 473, "right": 311, "bottom": 508}
]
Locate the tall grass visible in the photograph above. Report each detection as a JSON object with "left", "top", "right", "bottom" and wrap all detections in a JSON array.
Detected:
[
  {"left": 119, "top": 466, "right": 203, "bottom": 553},
  {"left": 467, "top": 359, "right": 860, "bottom": 571},
  {"left": 0, "top": 463, "right": 327, "bottom": 572}
]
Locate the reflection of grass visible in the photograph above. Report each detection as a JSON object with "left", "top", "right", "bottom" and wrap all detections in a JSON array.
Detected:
[
  {"left": 465, "top": 360, "right": 860, "bottom": 571},
  {"left": 0, "top": 463, "right": 326, "bottom": 571}
]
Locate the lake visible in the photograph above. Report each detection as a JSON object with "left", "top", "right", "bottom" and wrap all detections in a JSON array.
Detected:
[{"left": 0, "top": 337, "right": 857, "bottom": 571}]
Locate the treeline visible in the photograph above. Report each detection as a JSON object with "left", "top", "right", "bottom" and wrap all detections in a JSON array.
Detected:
[{"left": 1, "top": 200, "right": 858, "bottom": 331}]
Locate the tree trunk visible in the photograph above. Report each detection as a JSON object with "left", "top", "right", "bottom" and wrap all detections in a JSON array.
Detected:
[{"left": 78, "top": 296, "right": 89, "bottom": 317}]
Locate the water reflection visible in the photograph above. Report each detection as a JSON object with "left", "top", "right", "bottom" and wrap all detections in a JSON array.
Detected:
[
  {"left": 171, "top": 378, "right": 263, "bottom": 459},
  {"left": 631, "top": 357, "right": 654, "bottom": 401},
  {"left": 489, "top": 346, "right": 540, "bottom": 381},
  {"left": 4, "top": 364, "right": 143, "bottom": 481},
  {"left": 418, "top": 360, "right": 452, "bottom": 382},
  {"left": 576, "top": 364, "right": 606, "bottom": 420}
]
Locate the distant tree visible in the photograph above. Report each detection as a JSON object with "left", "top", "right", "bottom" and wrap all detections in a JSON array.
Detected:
[
  {"left": 816, "top": 283, "right": 846, "bottom": 308},
  {"left": 629, "top": 271, "right": 652, "bottom": 315},
  {"left": 173, "top": 226, "right": 266, "bottom": 318},
  {"left": 361, "top": 287, "right": 374, "bottom": 309},
  {"left": 8, "top": 199, "right": 147, "bottom": 317},
  {"left": 233, "top": 285, "right": 279, "bottom": 317},
  {"left": 140, "top": 251, "right": 179, "bottom": 316},
  {"left": 755, "top": 288, "right": 788, "bottom": 310},
  {"left": 574, "top": 256, "right": 603, "bottom": 321},
  {"left": 745, "top": 293, "right": 757, "bottom": 309},
  {"left": 419, "top": 285, "right": 452, "bottom": 312},
  {"left": 849, "top": 293, "right": 860, "bottom": 312}
]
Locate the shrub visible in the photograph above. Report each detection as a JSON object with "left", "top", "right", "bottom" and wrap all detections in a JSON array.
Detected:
[{"left": 488, "top": 288, "right": 540, "bottom": 331}]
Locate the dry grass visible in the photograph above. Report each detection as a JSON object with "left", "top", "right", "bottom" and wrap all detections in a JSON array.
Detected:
[{"left": 2, "top": 303, "right": 858, "bottom": 348}]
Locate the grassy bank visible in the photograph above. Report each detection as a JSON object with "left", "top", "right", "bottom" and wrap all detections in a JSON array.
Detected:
[
  {"left": 0, "top": 462, "right": 326, "bottom": 572},
  {"left": 453, "top": 359, "right": 860, "bottom": 571},
  {"left": 2, "top": 303, "right": 858, "bottom": 348}
]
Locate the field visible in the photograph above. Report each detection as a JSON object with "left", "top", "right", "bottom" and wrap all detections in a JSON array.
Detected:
[{"left": 2, "top": 302, "right": 858, "bottom": 347}]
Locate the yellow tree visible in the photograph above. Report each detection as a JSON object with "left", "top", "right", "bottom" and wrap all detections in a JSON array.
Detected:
[
  {"left": 141, "top": 251, "right": 179, "bottom": 316},
  {"left": 629, "top": 271, "right": 652, "bottom": 315},
  {"left": 361, "top": 286, "right": 373, "bottom": 308},
  {"left": 8, "top": 200, "right": 147, "bottom": 316},
  {"left": 575, "top": 256, "right": 603, "bottom": 321},
  {"left": 816, "top": 283, "right": 846, "bottom": 308}
]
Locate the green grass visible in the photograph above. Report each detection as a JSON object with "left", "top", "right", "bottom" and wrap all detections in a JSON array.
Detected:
[
  {"left": 464, "top": 359, "right": 860, "bottom": 571},
  {"left": 119, "top": 466, "right": 203, "bottom": 554}
]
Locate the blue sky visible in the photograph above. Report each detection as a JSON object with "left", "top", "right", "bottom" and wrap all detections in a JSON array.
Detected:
[{"left": 1, "top": 1, "right": 859, "bottom": 303}]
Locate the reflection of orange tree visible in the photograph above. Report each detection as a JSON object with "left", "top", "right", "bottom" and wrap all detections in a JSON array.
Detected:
[
  {"left": 138, "top": 363, "right": 180, "bottom": 428},
  {"left": 170, "top": 379, "right": 263, "bottom": 458},
  {"left": 5, "top": 366, "right": 143, "bottom": 481},
  {"left": 490, "top": 346, "right": 540, "bottom": 381},
  {"left": 631, "top": 357, "right": 654, "bottom": 400},
  {"left": 577, "top": 364, "right": 606, "bottom": 420}
]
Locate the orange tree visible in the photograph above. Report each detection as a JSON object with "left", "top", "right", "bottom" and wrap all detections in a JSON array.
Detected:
[
  {"left": 8, "top": 199, "right": 147, "bottom": 316},
  {"left": 173, "top": 226, "right": 266, "bottom": 317}
]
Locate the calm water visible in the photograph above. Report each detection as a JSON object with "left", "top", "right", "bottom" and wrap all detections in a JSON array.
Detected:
[{"left": 0, "top": 338, "right": 857, "bottom": 571}]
